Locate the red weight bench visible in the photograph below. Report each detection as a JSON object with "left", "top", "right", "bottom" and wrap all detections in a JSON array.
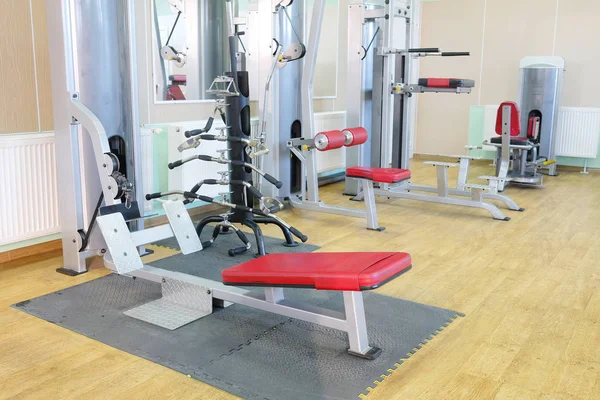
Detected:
[
  {"left": 222, "top": 251, "right": 412, "bottom": 359},
  {"left": 345, "top": 166, "right": 412, "bottom": 231}
]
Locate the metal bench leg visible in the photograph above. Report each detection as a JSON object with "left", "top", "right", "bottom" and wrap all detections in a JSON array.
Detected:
[
  {"left": 344, "top": 291, "right": 381, "bottom": 360},
  {"left": 436, "top": 165, "right": 449, "bottom": 197},
  {"left": 363, "top": 180, "right": 384, "bottom": 231},
  {"left": 456, "top": 158, "right": 470, "bottom": 189}
]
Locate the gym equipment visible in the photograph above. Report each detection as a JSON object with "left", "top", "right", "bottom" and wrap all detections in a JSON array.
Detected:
[
  {"left": 96, "top": 205, "right": 412, "bottom": 359},
  {"left": 483, "top": 102, "right": 547, "bottom": 191},
  {"left": 517, "top": 57, "right": 564, "bottom": 177},
  {"left": 48, "top": 0, "right": 411, "bottom": 366},
  {"left": 284, "top": 0, "right": 522, "bottom": 224},
  {"left": 155, "top": 2, "right": 306, "bottom": 257},
  {"left": 287, "top": 127, "right": 379, "bottom": 230}
]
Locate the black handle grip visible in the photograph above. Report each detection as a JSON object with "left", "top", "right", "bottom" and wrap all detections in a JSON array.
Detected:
[
  {"left": 230, "top": 160, "right": 245, "bottom": 167},
  {"left": 190, "top": 183, "right": 201, "bottom": 193},
  {"left": 441, "top": 52, "right": 470, "bottom": 57},
  {"left": 248, "top": 186, "right": 263, "bottom": 199},
  {"left": 228, "top": 246, "right": 249, "bottom": 257},
  {"left": 289, "top": 227, "right": 308, "bottom": 243},
  {"left": 182, "top": 191, "right": 199, "bottom": 200},
  {"left": 168, "top": 159, "right": 184, "bottom": 170},
  {"left": 268, "top": 205, "right": 281, "bottom": 214},
  {"left": 409, "top": 47, "right": 439, "bottom": 53},
  {"left": 264, "top": 174, "right": 283, "bottom": 189},
  {"left": 235, "top": 230, "right": 250, "bottom": 245},
  {"left": 196, "top": 194, "right": 214, "bottom": 203},
  {"left": 145, "top": 192, "right": 163, "bottom": 200},
  {"left": 203, "top": 179, "right": 218, "bottom": 185},
  {"left": 201, "top": 134, "right": 216, "bottom": 140},
  {"left": 198, "top": 155, "right": 213, "bottom": 162},
  {"left": 202, "top": 240, "right": 213, "bottom": 249},
  {"left": 185, "top": 129, "right": 203, "bottom": 138}
]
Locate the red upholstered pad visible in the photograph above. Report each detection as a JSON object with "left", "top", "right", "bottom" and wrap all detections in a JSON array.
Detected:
[
  {"left": 222, "top": 252, "right": 412, "bottom": 291},
  {"left": 346, "top": 166, "right": 411, "bottom": 183},
  {"left": 418, "top": 78, "right": 475, "bottom": 88}
]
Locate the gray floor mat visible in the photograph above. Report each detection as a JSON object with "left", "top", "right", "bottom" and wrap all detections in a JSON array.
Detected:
[{"left": 13, "top": 235, "right": 464, "bottom": 399}]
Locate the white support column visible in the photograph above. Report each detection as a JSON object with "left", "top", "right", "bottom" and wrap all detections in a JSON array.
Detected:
[
  {"left": 436, "top": 165, "right": 449, "bottom": 197},
  {"left": 300, "top": 0, "right": 325, "bottom": 202},
  {"left": 265, "top": 287, "right": 285, "bottom": 303},
  {"left": 343, "top": 291, "right": 372, "bottom": 356}
]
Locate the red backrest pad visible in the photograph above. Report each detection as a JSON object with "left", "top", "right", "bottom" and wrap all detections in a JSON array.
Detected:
[{"left": 495, "top": 101, "right": 520, "bottom": 136}]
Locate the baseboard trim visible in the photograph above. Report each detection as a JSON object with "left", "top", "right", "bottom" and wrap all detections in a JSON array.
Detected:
[{"left": 0, "top": 239, "right": 63, "bottom": 265}]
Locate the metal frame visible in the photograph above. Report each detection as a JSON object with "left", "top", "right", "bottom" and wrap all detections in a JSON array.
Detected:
[{"left": 98, "top": 208, "right": 379, "bottom": 358}]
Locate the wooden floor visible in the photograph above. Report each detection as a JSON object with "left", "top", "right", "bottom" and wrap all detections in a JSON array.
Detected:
[{"left": 1, "top": 159, "right": 599, "bottom": 399}]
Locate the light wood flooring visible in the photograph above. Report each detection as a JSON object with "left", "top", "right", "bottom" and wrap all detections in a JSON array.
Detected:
[{"left": 1, "top": 159, "right": 599, "bottom": 399}]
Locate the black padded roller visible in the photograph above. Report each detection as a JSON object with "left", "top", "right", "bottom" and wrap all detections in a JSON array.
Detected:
[{"left": 264, "top": 174, "right": 283, "bottom": 189}]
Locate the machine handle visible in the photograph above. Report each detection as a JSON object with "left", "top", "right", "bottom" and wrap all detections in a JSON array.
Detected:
[
  {"left": 201, "top": 134, "right": 216, "bottom": 140},
  {"left": 195, "top": 194, "right": 214, "bottom": 203},
  {"left": 408, "top": 47, "right": 439, "bottom": 53},
  {"left": 268, "top": 205, "right": 281, "bottom": 214},
  {"left": 248, "top": 185, "right": 263, "bottom": 199},
  {"left": 264, "top": 173, "right": 283, "bottom": 188},
  {"left": 145, "top": 192, "right": 163, "bottom": 200},
  {"left": 235, "top": 230, "right": 250, "bottom": 245},
  {"left": 203, "top": 179, "right": 218, "bottom": 185},
  {"left": 185, "top": 129, "right": 203, "bottom": 138},
  {"left": 228, "top": 246, "right": 249, "bottom": 256},
  {"left": 441, "top": 52, "right": 470, "bottom": 57},
  {"left": 168, "top": 159, "right": 184, "bottom": 169},
  {"left": 198, "top": 155, "right": 214, "bottom": 162},
  {"left": 289, "top": 226, "right": 308, "bottom": 243}
]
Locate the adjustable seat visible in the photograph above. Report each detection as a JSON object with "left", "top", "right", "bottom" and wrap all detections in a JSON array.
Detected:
[
  {"left": 222, "top": 252, "right": 412, "bottom": 291},
  {"left": 345, "top": 166, "right": 411, "bottom": 184}
]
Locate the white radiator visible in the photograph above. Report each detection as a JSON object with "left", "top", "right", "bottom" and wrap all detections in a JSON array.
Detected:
[
  {"left": 555, "top": 107, "right": 600, "bottom": 158},
  {"left": 314, "top": 111, "right": 347, "bottom": 174},
  {"left": 0, "top": 133, "right": 60, "bottom": 245}
]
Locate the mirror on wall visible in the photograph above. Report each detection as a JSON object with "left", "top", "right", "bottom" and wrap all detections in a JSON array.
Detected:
[
  {"left": 305, "top": 0, "right": 340, "bottom": 98},
  {"left": 153, "top": 0, "right": 229, "bottom": 102}
]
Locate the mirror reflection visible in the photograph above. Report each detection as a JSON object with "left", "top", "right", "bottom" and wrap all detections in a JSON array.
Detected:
[{"left": 153, "top": 0, "right": 229, "bottom": 102}]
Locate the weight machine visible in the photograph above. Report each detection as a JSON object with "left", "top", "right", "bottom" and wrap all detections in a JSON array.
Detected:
[
  {"left": 279, "top": 0, "right": 522, "bottom": 226},
  {"left": 47, "top": 0, "right": 413, "bottom": 360}
]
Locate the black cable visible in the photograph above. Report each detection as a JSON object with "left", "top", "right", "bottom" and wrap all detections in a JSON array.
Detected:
[
  {"left": 165, "top": 11, "right": 182, "bottom": 47},
  {"left": 362, "top": 26, "right": 380, "bottom": 60},
  {"left": 78, "top": 192, "right": 104, "bottom": 251}
]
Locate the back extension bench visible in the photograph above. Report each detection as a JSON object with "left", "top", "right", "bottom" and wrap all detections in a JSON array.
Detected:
[{"left": 96, "top": 204, "right": 412, "bottom": 360}]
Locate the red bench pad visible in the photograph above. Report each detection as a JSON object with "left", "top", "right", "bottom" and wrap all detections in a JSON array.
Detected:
[
  {"left": 346, "top": 166, "right": 411, "bottom": 183},
  {"left": 222, "top": 252, "right": 412, "bottom": 291}
]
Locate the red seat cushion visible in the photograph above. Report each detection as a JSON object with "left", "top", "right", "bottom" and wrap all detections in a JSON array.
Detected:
[
  {"left": 222, "top": 252, "right": 412, "bottom": 291},
  {"left": 346, "top": 166, "right": 411, "bottom": 183}
]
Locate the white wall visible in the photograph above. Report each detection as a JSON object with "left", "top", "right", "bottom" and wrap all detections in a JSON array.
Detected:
[{"left": 416, "top": 0, "right": 600, "bottom": 156}]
